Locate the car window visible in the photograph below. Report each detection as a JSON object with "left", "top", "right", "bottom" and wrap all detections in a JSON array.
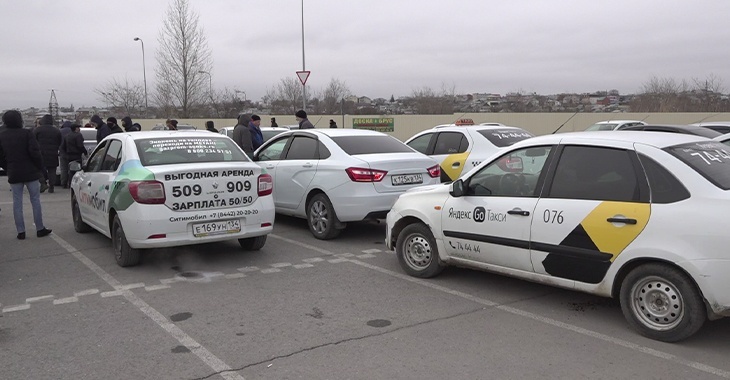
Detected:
[
  {"left": 547, "top": 146, "right": 640, "bottom": 202},
  {"left": 476, "top": 128, "right": 534, "bottom": 147},
  {"left": 665, "top": 141, "right": 730, "bottom": 190},
  {"left": 81, "top": 129, "right": 97, "bottom": 140},
  {"left": 465, "top": 146, "right": 553, "bottom": 197},
  {"left": 85, "top": 141, "right": 108, "bottom": 172},
  {"left": 331, "top": 135, "right": 414, "bottom": 155},
  {"left": 262, "top": 130, "right": 286, "bottom": 142},
  {"left": 135, "top": 136, "right": 248, "bottom": 166},
  {"left": 637, "top": 154, "right": 690, "bottom": 203},
  {"left": 433, "top": 132, "right": 466, "bottom": 155},
  {"left": 285, "top": 136, "right": 319, "bottom": 160},
  {"left": 257, "top": 137, "right": 289, "bottom": 161},
  {"left": 407, "top": 133, "right": 434, "bottom": 154},
  {"left": 100, "top": 139, "right": 123, "bottom": 172}
]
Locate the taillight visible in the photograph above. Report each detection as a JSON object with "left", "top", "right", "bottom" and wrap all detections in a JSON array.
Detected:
[
  {"left": 345, "top": 167, "right": 387, "bottom": 182},
  {"left": 258, "top": 174, "right": 273, "bottom": 196},
  {"left": 128, "top": 181, "right": 166, "bottom": 204},
  {"left": 427, "top": 164, "right": 441, "bottom": 178}
]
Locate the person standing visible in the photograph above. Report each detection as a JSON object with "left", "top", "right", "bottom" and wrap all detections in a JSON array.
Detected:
[
  {"left": 0, "top": 110, "right": 52, "bottom": 240},
  {"left": 249, "top": 115, "right": 264, "bottom": 150},
  {"left": 232, "top": 114, "right": 253, "bottom": 156},
  {"left": 121, "top": 116, "right": 139, "bottom": 132},
  {"left": 107, "top": 117, "right": 123, "bottom": 134},
  {"left": 329, "top": 119, "right": 338, "bottom": 128},
  {"left": 270, "top": 117, "right": 279, "bottom": 128},
  {"left": 205, "top": 120, "right": 219, "bottom": 133},
  {"left": 33, "top": 114, "right": 62, "bottom": 193},
  {"left": 295, "top": 110, "right": 314, "bottom": 129},
  {"left": 60, "top": 123, "right": 87, "bottom": 187},
  {"left": 58, "top": 121, "right": 73, "bottom": 189},
  {"left": 166, "top": 119, "right": 178, "bottom": 130},
  {"left": 92, "top": 114, "right": 110, "bottom": 143}
]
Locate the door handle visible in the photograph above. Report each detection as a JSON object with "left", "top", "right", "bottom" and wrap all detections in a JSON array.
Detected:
[
  {"left": 452, "top": 162, "right": 461, "bottom": 168},
  {"left": 265, "top": 165, "right": 275, "bottom": 169},
  {"left": 507, "top": 209, "right": 530, "bottom": 216},
  {"left": 302, "top": 163, "right": 313, "bottom": 168},
  {"left": 607, "top": 217, "right": 637, "bottom": 225}
]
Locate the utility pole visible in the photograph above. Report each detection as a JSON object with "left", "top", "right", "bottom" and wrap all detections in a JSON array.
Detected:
[{"left": 49, "top": 89, "right": 59, "bottom": 126}]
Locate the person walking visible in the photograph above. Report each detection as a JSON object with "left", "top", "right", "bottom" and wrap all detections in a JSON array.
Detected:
[
  {"left": 91, "top": 114, "right": 110, "bottom": 143},
  {"left": 58, "top": 121, "right": 73, "bottom": 189},
  {"left": 329, "top": 119, "right": 338, "bottom": 128},
  {"left": 33, "top": 114, "right": 62, "bottom": 193},
  {"left": 295, "top": 110, "right": 314, "bottom": 129},
  {"left": 60, "top": 123, "right": 87, "bottom": 187},
  {"left": 232, "top": 114, "right": 254, "bottom": 157},
  {"left": 205, "top": 120, "right": 219, "bottom": 133},
  {"left": 0, "top": 110, "right": 52, "bottom": 240},
  {"left": 121, "top": 116, "right": 140, "bottom": 132},
  {"left": 270, "top": 117, "right": 279, "bottom": 128},
  {"left": 249, "top": 115, "right": 264, "bottom": 150},
  {"left": 107, "top": 117, "right": 123, "bottom": 134}
]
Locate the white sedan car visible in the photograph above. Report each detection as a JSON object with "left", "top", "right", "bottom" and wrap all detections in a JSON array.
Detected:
[
  {"left": 71, "top": 131, "right": 275, "bottom": 267},
  {"left": 387, "top": 131, "right": 730, "bottom": 342},
  {"left": 584, "top": 119, "right": 647, "bottom": 131},
  {"left": 252, "top": 129, "right": 441, "bottom": 239},
  {"left": 405, "top": 120, "right": 533, "bottom": 182}
]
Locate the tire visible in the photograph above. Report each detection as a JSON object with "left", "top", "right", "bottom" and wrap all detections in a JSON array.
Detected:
[
  {"left": 112, "top": 214, "right": 141, "bottom": 267},
  {"left": 306, "top": 193, "right": 342, "bottom": 240},
  {"left": 396, "top": 223, "right": 445, "bottom": 278},
  {"left": 72, "top": 194, "right": 93, "bottom": 233},
  {"left": 619, "top": 263, "right": 706, "bottom": 342},
  {"left": 239, "top": 235, "right": 267, "bottom": 250}
]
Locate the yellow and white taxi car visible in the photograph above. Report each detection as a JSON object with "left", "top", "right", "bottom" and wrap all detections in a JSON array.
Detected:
[
  {"left": 405, "top": 119, "right": 533, "bottom": 182},
  {"left": 387, "top": 131, "right": 730, "bottom": 342},
  {"left": 71, "top": 131, "right": 275, "bottom": 267}
]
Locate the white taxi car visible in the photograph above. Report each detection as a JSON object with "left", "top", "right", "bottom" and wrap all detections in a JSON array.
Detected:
[
  {"left": 387, "top": 131, "right": 730, "bottom": 342},
  {"left": 405, "top": 119, "right": 533, "bottom": 182},
  {"left": 71, "top": 131, "right": 275, "bottom": 267}
]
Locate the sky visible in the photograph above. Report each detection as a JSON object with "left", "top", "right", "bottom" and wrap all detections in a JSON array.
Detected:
[{"left": 1, "top": 0, "right": 730, "bottom": 109}]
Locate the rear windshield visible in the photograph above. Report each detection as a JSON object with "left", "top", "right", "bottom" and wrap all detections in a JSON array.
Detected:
[
  {"left": 586, "top": 123, "right": 617, "bottom": 131},
  {"left": 665, "top": 141, "right": 730, "bottom": 190},
  {"left": 135, "top": 136, "right": 249, "bottom": 166},
  {"left": 331, "top": 135, "right": 414, "bottom": 155},
  {"left": 477, "top": 128, "right": 534, "bottom": 147},
  {"left": 81, "top": 129, "right": 97, "bottom": 140}
]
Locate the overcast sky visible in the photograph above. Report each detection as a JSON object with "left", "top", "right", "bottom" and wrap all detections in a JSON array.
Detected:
[{"left": 1, "top": 0, "right": 729, "bottom": 109}]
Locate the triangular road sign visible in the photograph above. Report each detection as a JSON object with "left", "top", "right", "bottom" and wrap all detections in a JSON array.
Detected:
[{"left": 296, "top": 71, "right": 311, "bottom": 85}]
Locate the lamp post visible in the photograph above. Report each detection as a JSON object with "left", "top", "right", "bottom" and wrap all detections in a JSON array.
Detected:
[
  {"left": 198, "top": 70, "right": 212, "bottom": 96},
  {"left": 301, "top": 0, "right": 306, "bottom": 111},
  {"left": 133, "top": 37, "right": 148, "bottom": 116}
]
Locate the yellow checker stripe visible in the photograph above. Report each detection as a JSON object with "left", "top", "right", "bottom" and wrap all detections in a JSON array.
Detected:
[
  {"left": 580, "top": 201, "right": 650, "bottom": 261},
  {"left": 440, "top": 152, "right": 469, "bottom": 181}
]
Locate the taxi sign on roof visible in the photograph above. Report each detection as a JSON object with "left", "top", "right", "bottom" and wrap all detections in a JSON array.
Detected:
[{"left": 455, "top": 118, "right": 474, "bottom": 126}]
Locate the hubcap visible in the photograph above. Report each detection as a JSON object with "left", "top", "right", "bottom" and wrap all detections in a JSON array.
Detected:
[
  {"left": 404, "top": 234, "right": 432, "bottom": 270},
  {"left": 309, "top": 200, "right": 329, "bottom": 234},
  {"left": 631, "top": 276, "right": 684, "bottom": 331}
]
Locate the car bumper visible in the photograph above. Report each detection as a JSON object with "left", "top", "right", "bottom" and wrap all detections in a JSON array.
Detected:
[
  {"left": 119, "top": 197, "right": 275, "bottom": 249},
  {"left": 329, "top": 187, "right": 404, "bottom": 222},
  {"left": 385, "top": 209, "right": 402, "bottom": 250},
  {"left": 683, "top": 259, "right": 730, "bottom": 318}
]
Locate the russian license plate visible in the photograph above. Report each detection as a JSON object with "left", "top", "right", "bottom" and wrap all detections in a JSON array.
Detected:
[
  {"left": 193, "top": 219, "right": 241, "bottom": 237},
  {"left": 391, "top": 173, "right": 423, "bottom": 186}
]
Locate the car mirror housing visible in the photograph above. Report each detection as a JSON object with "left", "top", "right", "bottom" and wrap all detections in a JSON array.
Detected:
[{"left": 450, "top": 179, "right": 465, "bottom": 197}]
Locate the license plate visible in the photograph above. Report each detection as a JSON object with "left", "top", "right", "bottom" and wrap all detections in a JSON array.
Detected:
[
  {"left": 193, "top": 220, "right": 241, "bottom": 237},
  {"left": 391, "top": 173, "right": 423, "bottom": 186}
]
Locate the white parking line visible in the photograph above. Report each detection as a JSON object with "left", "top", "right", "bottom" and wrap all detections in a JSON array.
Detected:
[
  {"left": 50, "top": 234, "right": 244, "bottom": 380},
  {"left": 268, "top": 234, "right": 730, "bottom": 380}
]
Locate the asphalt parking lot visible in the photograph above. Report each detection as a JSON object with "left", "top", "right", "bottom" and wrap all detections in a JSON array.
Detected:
[{"left": 1, "top": 182, "right": 730, "bottom": 380}]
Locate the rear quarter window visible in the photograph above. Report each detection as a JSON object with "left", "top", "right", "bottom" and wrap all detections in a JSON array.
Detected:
[
  {"left": 331, "top": 135, "right": 414, "bottom": 155},
  {"left": 136, "top": 136, "right": 249, "bottom": 166},
  {"left": 665, "top": 141, "right": 730, "bottom": 190},
  {"left": 477, "top": 128, "right": 534, "bottom": 147}
]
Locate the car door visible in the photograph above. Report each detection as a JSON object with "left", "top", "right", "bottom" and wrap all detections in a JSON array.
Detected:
[
  {"left": 432, "top": 131, "right": 470, "bottom": 182},
  {"left": 76, "top": 141, "right": 109, "bottom": 230},
  {"left": 441, "top": 145, "right": 555, "bottom": 271},
  {"left": 530, "top": 143, "right": 651, "bottom": 284},
  {"left": 275, "top": 135, "right": 320, "bottom": 211},
  {"left": 254, "top": 136, "right": 290, "bottom": 207}
]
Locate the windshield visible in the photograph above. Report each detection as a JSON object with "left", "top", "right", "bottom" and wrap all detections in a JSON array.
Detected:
[
  {"left": 586, "top": 123, "right": 618, "bottom": 131},
  {"left": 477, "top": 128, "right": 534, "bottom": 147},
  {"left": 331, "top": 135, "right": 414, "bottom": 155},
  {"left": 665, "top": 141, "right": 730, "bottom": 190},
  {"left": 135, "top": 136, "right": 249, "bottom": 166}
]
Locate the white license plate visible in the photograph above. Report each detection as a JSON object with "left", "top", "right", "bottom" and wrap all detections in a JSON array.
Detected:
[
  {"left": 392, "top": 173, "right": 423, "bottom": 186},
  {"left": 193, "top": 220, "right": 241, "bottom": 237}
]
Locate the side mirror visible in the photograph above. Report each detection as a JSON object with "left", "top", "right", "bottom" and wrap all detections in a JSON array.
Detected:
[{"left": 450, "top": 179, "right": 465, "bottom": 197}]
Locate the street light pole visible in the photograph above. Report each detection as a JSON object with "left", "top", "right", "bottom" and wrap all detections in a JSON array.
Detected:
[
  {"left": 301, "top": 0, "right": 306, "bottom": 111},
  {"left": 133, "top": 37, "right": 148, "bottom": 116},
  {"left": 198, "top": 70, "right": 212, "bottom": 97}
]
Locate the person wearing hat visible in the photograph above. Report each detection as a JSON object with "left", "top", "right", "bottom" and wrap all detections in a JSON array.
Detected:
[
  {"left": 0, "top": 110, "right": 53, "bottom": 240},
  {"left": 205, "top": 120, "right": 219, "bottom": 133},
  {"left": 295, "top": 110, "right": 314, "bottom": 129},
  {"left": 270, "top": 117, "right": 279, "bottom": 128},
  {"left": 91, "top": 114, "right": 110, "bottom": 143},
  {"left": 249, "top": 115, "right": 264, "bottom": 150},
  {"left": 107, "top": 117, "right": 123, "bottom": 135},
  {"left": 121, "top": 116, "right": 139, "bottom": 132},
  {"left": 329, "top": 119, "right": 338, "bottom": 128}
]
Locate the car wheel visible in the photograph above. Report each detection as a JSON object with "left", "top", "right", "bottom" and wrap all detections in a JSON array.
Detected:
[
  {"left": 112, "top": 214, "right": 141, "bottom": 267},
  {"left": 396, "top": 223, "right": 445, "bottom": 278},
  {"left": 239, "top": 235, "right": 267, "bottom": 250},
  {"left": 620, "top": 263, "right": 706, "bottom": 342},
  {"left": 307, "top": 193, "right": 342, "bottom": 240},
  {"left": 72, "top": 194, "right": 93, "bottom": 233}
]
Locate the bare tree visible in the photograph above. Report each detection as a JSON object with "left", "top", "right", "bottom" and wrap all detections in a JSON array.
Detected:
[
  {"left": 317, "top": 78, "right": 351, "bottom": 114},
  {"left": 154, "top": 0, "right": 212, "bottom": 117},
  {"left": 95, "top": 77, "right": 146, "bottom": 117},
  {"left": 264, "top": 77, "right": 303, "bottom": 114},
  {"left": 407, "top": 85, "right": 456, "bottom": 114}
]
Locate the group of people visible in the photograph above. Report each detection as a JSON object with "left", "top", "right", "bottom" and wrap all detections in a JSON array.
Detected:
[{"left": 229, "top": 109, "right": 320, "bottom": 156}]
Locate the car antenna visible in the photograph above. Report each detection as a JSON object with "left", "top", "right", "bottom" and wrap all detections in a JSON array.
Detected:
[
  {"left": 551, "top": 111, "right": 579, "bottom": 134},
  {"left": 451, "top": 112, "right": 468, "bottom": 124},
  {"left": 312, "top": 116, "right": 323, "bottom": 127},
  {"left": 640, "top": 114, "right": 651, "bottom": 122},
  {"left": 691, "top": 112, "right": 721, "bottom": 124}
]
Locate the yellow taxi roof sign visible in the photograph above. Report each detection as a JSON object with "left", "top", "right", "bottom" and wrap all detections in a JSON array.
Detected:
[{"left": 455, "top": 118, "right": 474, "bottom": 126}]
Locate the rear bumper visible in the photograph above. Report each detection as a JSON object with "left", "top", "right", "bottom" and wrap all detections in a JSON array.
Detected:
[{"left": 683, "top": 259, "right": 730, "bottom": 318}]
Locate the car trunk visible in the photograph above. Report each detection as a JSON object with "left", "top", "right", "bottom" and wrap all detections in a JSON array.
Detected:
[{"left": 354, "top": 152, "right": 437, "bottom": 193}]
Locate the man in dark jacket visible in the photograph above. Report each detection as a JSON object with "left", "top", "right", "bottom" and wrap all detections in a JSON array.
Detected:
[
  {"left": 60, "top": 123, "right": 87, "bottom": 187},
  {"left": 232, "top": 114, "right": 254, "bottom": 157},
  {"left": 107, "top": 117, "right": 123, "bottom": 134},
  {"left": 58, "top": 121, "right": 73, "bottom": 188},
  {"left": 92, "top": 114, "right": 110, "bottom": 143},
  {"left": 33, "top": 114, "right": 62, "bottom": 193},
  {"left": 121, "top": 116, "right": 139, "bottom": 132},
  {"left": 0, "top": 110, "right": 52, "bottom": 240},
  {"left": 205, "top": 120, "right": 218, "bottom": 133},
  {"left": 249, "top": 115, "right": 264, "bottom": 150},
  {"left": 295, "top": 110, "right": 314, "bottom": 129}
]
